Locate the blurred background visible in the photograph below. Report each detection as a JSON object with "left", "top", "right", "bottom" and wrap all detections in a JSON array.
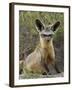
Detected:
[{"left": 19, "top": 11, "right": 64, "bottom": 77}]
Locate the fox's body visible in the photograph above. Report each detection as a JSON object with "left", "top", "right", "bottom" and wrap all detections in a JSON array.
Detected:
[
  {"left": 25, "top": 40, "right": 55, "bottom": 74},
  {"left": 23, "top": 19, "right": 60, "bottom": 75}
]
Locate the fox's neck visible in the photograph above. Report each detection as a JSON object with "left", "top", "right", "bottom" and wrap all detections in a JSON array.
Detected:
[
  {"left": 39, "top": 36, "right": 55, "bottom": 61},
  {"left": 40, "top": 36, "right": 53, "bottom": 49}
]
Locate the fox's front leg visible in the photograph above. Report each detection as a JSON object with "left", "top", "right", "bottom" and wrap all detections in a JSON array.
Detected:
[{"left": 41, "top": 59, "right": 50, "bottom": 75}]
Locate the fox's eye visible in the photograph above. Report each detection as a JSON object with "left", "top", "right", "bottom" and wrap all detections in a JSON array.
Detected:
[{"left": 41, "top": 34, "right": 48, "bottom": 37}]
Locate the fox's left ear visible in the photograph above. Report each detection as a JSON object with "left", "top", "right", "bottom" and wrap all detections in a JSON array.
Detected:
[
  {"left": 35, "top": 19, "right": 44, "bottom": 32},
  {"left": 52, "top": 21, "right": 60, "bottom": 31}
]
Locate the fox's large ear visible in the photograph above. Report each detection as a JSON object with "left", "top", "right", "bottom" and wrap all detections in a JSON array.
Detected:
[
  {"left": 52, "top": 21, "right": 60, "bottom": 31},
  {"left": 35, "top": 19, "right": 44, "bottom": 32}
]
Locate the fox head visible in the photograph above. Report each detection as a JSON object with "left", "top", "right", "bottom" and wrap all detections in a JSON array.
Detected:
[{"left": 35, "top": 19, "right": 60, "bottom": 41}]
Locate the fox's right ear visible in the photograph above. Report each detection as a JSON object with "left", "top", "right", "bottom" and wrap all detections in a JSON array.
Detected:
[
  {"left": 52, "top": 21, "right": 60, "bottom": 32},
  {"left": 35, "top": 19, "right": 44, "bottom": 32}
]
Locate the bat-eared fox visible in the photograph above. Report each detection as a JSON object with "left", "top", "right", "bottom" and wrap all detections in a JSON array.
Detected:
[{"left": 20, "top": 19, "right": 61, "bottom": 75}]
